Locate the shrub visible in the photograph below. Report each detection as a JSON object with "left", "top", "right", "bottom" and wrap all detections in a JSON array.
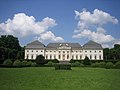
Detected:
[
  {"left": 91, "top": 62, "right": 100, "bottom": 67},
  {"left": 105, "top": 62, "right": 114, "bottom": 69},
  {"left": 21, "top": 60, "right": 28, "bottom": 66},
  {"left": 27, "top": 61, "right": 32, "bottom": 66},
  {"left": 99, "top": 62, "right": 106, "bottom": 68},
  {"left": 46, "top": 61, "right": 54, "bottom": 66},
  {"left": 80, "top": 63, "right": 84, "bottom": 67},
  {"left": 115, "top": 61, "right": 120, "bottom": 69},
  {"left": 3, "top": 60, "right": 12, "bottom": 65},
  {"left": 71, "top": 61, "right": 80, "bottom": 67},
  {"left": 13, "top": 60, "right": 21, "bottom": 67},
  {"left": 53, "top": 59, "right": 59, "bottom": 63},
  {"left": 31, "top": 62, "right": 37, "bottom": 67},
  {"left": 69, "top": 59, "right": 74, "bottom": 63},
  {"left": 83, "top": 56, "right": 91, "bottom": 65}
]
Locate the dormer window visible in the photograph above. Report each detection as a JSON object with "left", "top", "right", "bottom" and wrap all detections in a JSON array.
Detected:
[
  {"left": 59, "top": 44, "right": 62, "bottom": 46},
  {"left": 66, "top": 44, "right": 68, "bottom": 46}
]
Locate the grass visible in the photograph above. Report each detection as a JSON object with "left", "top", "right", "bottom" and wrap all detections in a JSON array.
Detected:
[{"left": 0, "top": 67, "right": 120, "bottom": 90}]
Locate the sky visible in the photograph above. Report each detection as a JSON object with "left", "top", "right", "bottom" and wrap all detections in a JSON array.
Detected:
[{"left": 0, "top": 0, "right": 120, "bottom": 48}]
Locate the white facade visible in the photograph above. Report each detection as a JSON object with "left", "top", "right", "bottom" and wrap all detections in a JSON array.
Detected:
[{"left": 25, "top": 40, "right": 103, "bottom": 61}]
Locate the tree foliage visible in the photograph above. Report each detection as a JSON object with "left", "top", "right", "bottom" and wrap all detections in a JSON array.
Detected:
[
  {"left": 0, "top": 35, "right": 24, "bottom": 63},
  {"left": 83, "top": 56, "right": 91, "bottom": 65},
  {"left": 35, "top": 55, "right": 45, "bottom": 65}
]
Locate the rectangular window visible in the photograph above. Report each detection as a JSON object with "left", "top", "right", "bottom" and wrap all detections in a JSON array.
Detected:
[
  {"left": 31, "top": 54, "right": 34, "bottom": 59},
  {"left": 46, "top": 55, "right": 48, "bottom": 59},
  {"left": 27, "top": 50, "right": 29, "bottom": 52},
  {"left": 99, "top": 55, "right": 101, "bottom": 60},
  {"left": 80, "top": 55, "right": 82, "bottom": 59},
  {"left": 95, "top": 55, "right": 96, "bottom": 59},
  {"left": 76, "top": 55, "right": 78, "bottom": 59},
  {"left": 27, "top": 54, "right": 29, "bottom": 59},
  {"left": 36, "top": 50, "right": 38, "bottom": 52},
  {"left": 50, "top": 55, "right": 52, "bottom": 59},
  {"left": 99, "top": 51, "right": 101, "bottom": 53},
  {"left": 72, "top": 55, "right": 74, "bottom": 59},
  {"left": 31, "top": 50, "right": 33, "bottom": 52},
  {"left": 85, "top": 51, "right": 87, "bottom": 53},
  {"left": 90, "top": 55, "right": 92, "bottom": 59},
  {"left": 67, "top": 55, "right": 69, "bottom": 59},
  {"left": 54, "top": 55, "right": 56, "bottom": 59},
  {"left": 59, "top": 55, "right": 61, "bottom": 59}
]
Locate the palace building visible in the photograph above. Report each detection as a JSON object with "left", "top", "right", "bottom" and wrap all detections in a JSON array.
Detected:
[{"left": 24, "top": 40, "right": 103, "bottom": 61}]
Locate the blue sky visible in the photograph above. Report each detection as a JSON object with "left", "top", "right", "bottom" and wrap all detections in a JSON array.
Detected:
[{"left": 0, "top": 0, "right": 120, "bottom": 48}]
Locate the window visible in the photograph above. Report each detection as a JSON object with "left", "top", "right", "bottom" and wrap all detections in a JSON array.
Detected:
[
  {"left": 67, "top": 55, "right": 69, "bottom": 59},
  {"left": 76, "top": 55, "right": 78, "bottom": 59},
  {"left": 31, "top": 54, "right": 34, "bottom": 59},
  {"left": 85, "top": 51, "right": 87, "bottom": 53},
  {"left": 50, "top": 55, "right": 52, "bottom": 59},
  {"left": 67, "top": 51, "right": 69, "bottom": 53},
  {"left": 36, "top": 50, "right": 38, "bottom": 52},
  {"left": 63, "top": 51, "right": 65, "bottom": 53},
  {"left": 90, "top": 55, "right": 92, "bottom": 59},
  {"left": 90, "top": 51, "right": 92, "bottom": 53},
  {"left": 99, "top": 51, "right": 101, "bottom": 53},
  {"left": 31, "top": 50, "right": 33, "bottom": 52},
  {"left": 95, "top": 55, "right": 96, "bottom": 59},
  {"left": 80, "top": 51, "right": 82, "bottom": 53},
  {"left": 59, "top": 51, "right": 61, "bottom": 53},
  {"left": 27, "top": 54, "right": 29, "bottom": 59},
  {"left": 95, "top": 51, "right": 96, "bottom": 53},
  {"left": 54, "top": 51, "right": 56, "bottom": 53},
  {"left": 72, "top": 55, "right": 74, "bottom": 59},
  {"left": 41, "top": 50, "right": 43, "bottom": 52},
  {"left": 27, "top": 50, "right": 29, "bottom": 52},
  {"left": 76, "top": 51, "right": 78, "bottom": 53},
  {"left": 99, "top": 55, "right": 101, "bottom": 60},
  {"left": 46, "top": 55, "right": 48, "bottom": 59},
  {"left": 59, "top": 55, "right": 61, "bottom": 59},
  {"left": 80, "top": 55, "right": 82, "bottom": 59},
  {"left": 54, "top": 55, "right": 56, "bottom": 59}
]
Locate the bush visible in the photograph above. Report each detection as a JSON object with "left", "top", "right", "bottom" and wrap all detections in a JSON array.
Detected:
[
  {"left": 21, "top": 60, "right": 28, "bottom": 66},
  {"left": 80, "top": 63, "right": 84, "bottom": 67},
  {"left": 115, "top": 61, "right": 120, "bottom": 69},
  {"left": 46, "top": 61, "right": 54, "bottom": 66},
  {"left": 69, "top": 59, "right": 74, "bottom": 63},
  {"left": 53, "top": 59, "right": 59, "bottom": 63},
  {"left": 83, "top": 56, "right": 91, "bottom": 65},
  {"left": 91, "top": 62, "right": 100, "bottom": 67},
  {"left": 3, "top": 60, "right": 12, "bottom": 65},
  {"left": 105, "top": 62, "right": 114, "bottom": 69},
  {"left": 71, "top": 61, "right": 80, "bottom": 67},
  {"left": 27, "top": 61, "right": 32, "bottom": 66},
  {"left": 31, "top": 62, "right": 37, "bottom": 67},
  {"left": 99, "top": 62, "right": 106, "bottom": 68},
  {"left": 13, "top": 60, "right": 21, "bottom": 67}
]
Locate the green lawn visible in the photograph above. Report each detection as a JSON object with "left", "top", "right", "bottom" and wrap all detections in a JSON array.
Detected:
[{"left": 0, "top": 67, "right": 120, "bottom": 90}]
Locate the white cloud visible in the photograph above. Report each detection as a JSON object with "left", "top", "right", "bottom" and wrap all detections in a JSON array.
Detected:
[
  {"left": 0, "top": 13, "right": 64, "bottom": 42},
  {"left": 37, "top": 31, "right": 64, "bottom": 42},
  {"left": 73, "top": 9, "right": 119, "bottom": 48},
  {"left": 0, "top": 13, "right": 57, "bottom": 37}
]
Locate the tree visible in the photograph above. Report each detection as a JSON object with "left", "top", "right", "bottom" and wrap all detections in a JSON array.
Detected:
[
  {"left": 35, "top": 55, "right": 45, "bottom": 65},
  {"left": 83, "top": 56, "right": 91, "bottom": 65}
]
